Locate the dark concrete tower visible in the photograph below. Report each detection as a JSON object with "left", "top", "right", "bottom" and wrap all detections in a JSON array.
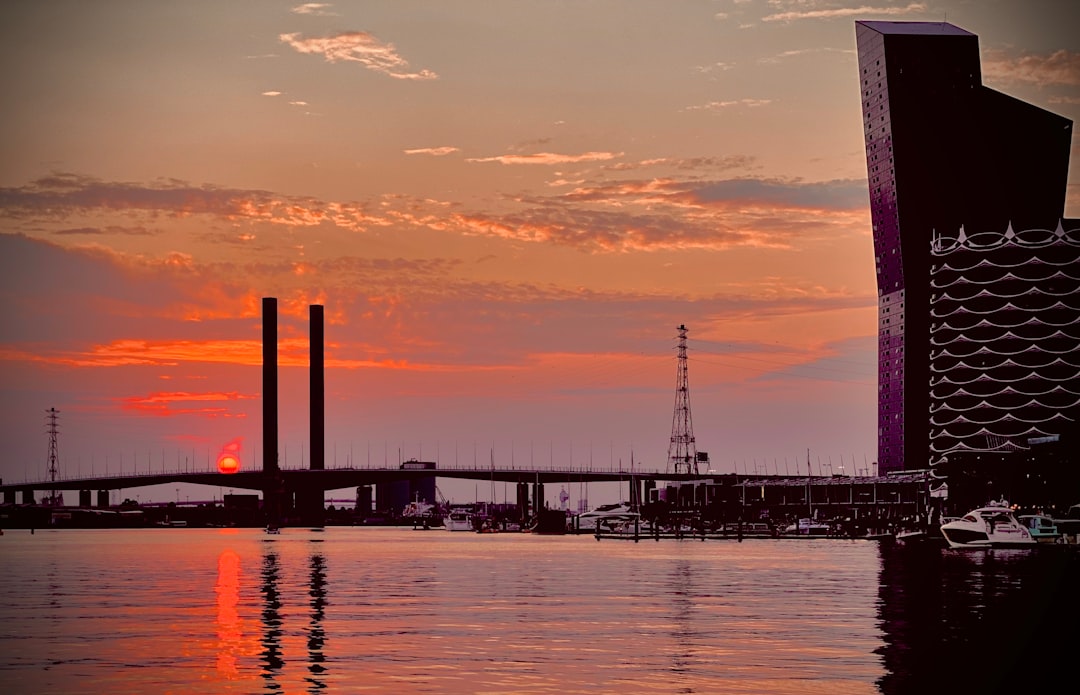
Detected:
[
  {"left": 855, "top": 21, "right": 1071, "bottom": 473},
  {"left": 310, "top": 304, "right": 325, "bottom": 471},
  {"left": 262, "top": 297, "right": 279, "bottom": 475}
]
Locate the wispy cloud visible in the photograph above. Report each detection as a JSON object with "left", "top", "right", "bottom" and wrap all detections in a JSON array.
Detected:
[
  {"left": 279, "top": 31, "right": 438, "bottom": 80},
  {"left": 762, "top": 2, "right": 926, "bottom": 23},
  {"left": 466, "top": 151, "right": 622, "bottom": 165},
  {"left": 291, "top": 3, "right": 337, "bottom": 16},
  {"left": 54, "top": 225, "right": 157, "bottom": 236},
  {"left": 404, "top": 146, "right": 461, "bottom": 156},
  {"left": 288, "top": 100, "right": 309, "bottom": 106},
  {"left": 261, "top": 90, "right": 282, "bottom": 97},
  {"left": 0, "top": 173, "right": 390, "bottom": 232},
  {"left": 439, "top": 175, "right": 869, "bottom": 253},
  {"left": 759, "top": 47, "right": 854, "bottom": 64},
  {"left": 684, "top": 99, "right": 772, "bottom": 111},
  {"left": 694, "top": 62, "right": 735, "bottom": 74},
  {"left": 982, "top": 49, "right": 1080, "bottom": 87},
  {"left": 604, "top": 155, "right": 757, "bottom": 172},
  {"left": 121, "top": 390, "right": 255, "bottom": 418}
]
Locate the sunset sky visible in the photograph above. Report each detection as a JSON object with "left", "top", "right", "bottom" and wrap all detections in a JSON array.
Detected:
[{"left": 1, "top": 1, "right": 1076, "bottom": 505}]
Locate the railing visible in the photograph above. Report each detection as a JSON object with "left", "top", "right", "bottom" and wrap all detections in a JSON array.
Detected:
[{"left": 6, "top": 460, "right": 669, "bottom": 487}]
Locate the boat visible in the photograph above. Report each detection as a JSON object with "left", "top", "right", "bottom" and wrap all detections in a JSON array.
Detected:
[
  {"left": 401, "top": 495, "right": 441, "bottom": 529},
  {"left": 782, "top": 518, "right": 831, "bottom": 536},
  {"left": 444, "top": 508, "right": 474, "bottom": 531},
  {"left": 573, "top": 502, "right": 639, "bottom": 533},
  {"left": 1052, "top": 504, "right": 1080, "bottom": 542},
  {"left": 895, "top": 528, "right": 929, "bottom": 543},
  {"left": 1018, "top": 514, "right": 1061, "bottom": 543},
  {"left": 939, "top": 501, "right": 1035, "bottom": 549},
  {"left": 265, "top": 524, "right": 281, "bottom": 535},
  {"left": 738, "top": 522, "right": 776, "bottom": 538}
]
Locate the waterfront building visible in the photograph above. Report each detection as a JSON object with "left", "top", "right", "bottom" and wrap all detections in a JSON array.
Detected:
[
  {"left": 927, "top": 222, "right": 1080, "bottom": 507},
  {"left": 855, "top": 20, "right": 1072, "bottom": 472}
]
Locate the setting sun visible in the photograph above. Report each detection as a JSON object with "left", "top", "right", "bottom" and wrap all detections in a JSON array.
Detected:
[{"left": 216, "top": 454, "right": 240, "bottom": 475}]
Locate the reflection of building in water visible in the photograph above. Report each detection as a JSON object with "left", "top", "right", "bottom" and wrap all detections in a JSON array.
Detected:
[
  {"left": 307, "top": 554, "right": 328, "bottom": 690},
  {"left": 875, "top": 543, "right": 1078, "bottom": 693},
  {"left": 261, "top": 553, "right": 284, "bottom": 687},
  {"left": 215, "top": 549, "right": 242, "bottom": 677}
]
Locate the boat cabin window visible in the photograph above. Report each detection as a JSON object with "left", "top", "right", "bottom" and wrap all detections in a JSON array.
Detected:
[{"left": 962, "top": 514, "right": 978, "bottom": 523}]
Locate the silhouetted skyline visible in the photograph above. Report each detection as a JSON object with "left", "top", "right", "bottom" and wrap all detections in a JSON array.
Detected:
[{"left": 1, "top": 1, "right": 1076, "bottom": 504}]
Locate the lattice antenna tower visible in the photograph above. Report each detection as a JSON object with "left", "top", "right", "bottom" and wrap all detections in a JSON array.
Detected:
[
  {"left": 46, "top": 407, "right": 60, "bottom": 506},
  {"left": 667, "top": 324, "right": 698, "bottom": 475}
]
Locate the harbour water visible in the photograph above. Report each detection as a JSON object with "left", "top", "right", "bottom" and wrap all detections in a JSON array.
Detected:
[{"left": 0, "top": 528, "right": 1076, "bottom": 694}]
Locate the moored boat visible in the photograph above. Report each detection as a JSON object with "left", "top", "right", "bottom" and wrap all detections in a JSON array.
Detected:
[
  {"left": 573, "top": 502, "right": 638, "bottom": 533},
  {"left": 1018, "top": 514, "right": 1061, "bottom": 544},
  {"left": 782, "top": 518, "right": 831, "bottom": 536},
  {"left": 939, "top": 502, "right": 1035, "bottom": 549},
  {"left": 444, "top": 508, "right": 474, "bottom": 531}
]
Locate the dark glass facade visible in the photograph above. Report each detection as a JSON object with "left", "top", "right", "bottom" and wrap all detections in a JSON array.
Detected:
[{"left": 855, "top": 20, "right": 1072, "bottom": 473}]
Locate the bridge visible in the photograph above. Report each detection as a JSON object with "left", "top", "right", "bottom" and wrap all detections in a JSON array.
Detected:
[{"left": 0, "top": 462, "right": 706, "bottom": 498}]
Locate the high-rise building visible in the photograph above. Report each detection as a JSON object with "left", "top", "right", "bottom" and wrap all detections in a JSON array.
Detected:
[{"left": 855, "top": 20, "right": 1072, "bottom": 473}]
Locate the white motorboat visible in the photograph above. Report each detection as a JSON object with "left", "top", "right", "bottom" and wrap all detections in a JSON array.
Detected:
[
  {"left": 573, "top": 502, "right": 639, "bottom": 532},
  {"left": 444, "top": 509, "right": 474, "bottom": 531},
  {"left": 782, "top": 518, "right": 831, "bottom": 536},
  {"left": 939, "top": 502, "right": 1035, "bottom": 548}
]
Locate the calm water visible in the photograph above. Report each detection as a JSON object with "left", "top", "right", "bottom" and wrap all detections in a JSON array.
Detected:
[{"left": 0, "top": 528, "right": 1076, "bottom": 694}]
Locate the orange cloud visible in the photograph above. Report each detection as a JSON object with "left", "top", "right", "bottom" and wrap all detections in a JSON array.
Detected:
[
  {"left": 120, "top": 391, "right": 255, "bottom": 418},
  {"left": 762, "top": 3, "right": 926, "bottom": 23},
  {"left": 279, "top": 31, "right": 437, "bottom": 80},
  {"left": 404, "top": 146, "right": 460, "bottom": 156},
  {"left": 466, "top": 151, "right": 623, "bottom": 165},
  {"left": 0, "top": 173, "right": 389, "bottom": 232},
  {"left": 436, "top": 175, "right": 869, "bottom": 252},
  {"left": 684, "top": 99, "right": 772, "bottom": 111}
]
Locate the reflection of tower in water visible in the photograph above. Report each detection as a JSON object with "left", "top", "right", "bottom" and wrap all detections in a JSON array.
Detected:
[
  {"left": 306, "top": 554, "right": 328, "bottom": 690},
  {"left": 261, "top": 553, "right": 284, "bottom": 689},
  {"left": 666, "top": 561, "right": 698, "bottom": 674}
]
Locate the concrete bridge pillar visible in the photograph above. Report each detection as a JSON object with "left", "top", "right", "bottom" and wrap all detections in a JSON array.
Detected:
[
  {"left": 516, "top": 483, "right": 529, "bottom": 523},
  {"left": 356, "top": 486, "right": 372, "bottom": 516},
  {"left": 3, "top": 489, "right": 14, "bottom": 504},
  {"left": 79, "top": 490, "right": 92, "bottom": 507},
  {"left": 97, "top": 490, "right": 110, "bottom": 508},
  {"left": 296, "top": 489, "right": 324, "bottom": 527},
  {"left": 21, "top": 490, "right": 35, "bottom": 505}
]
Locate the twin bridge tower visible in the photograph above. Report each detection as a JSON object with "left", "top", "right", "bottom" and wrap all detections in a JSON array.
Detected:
[{"left": 262, "top": 297, "right": 324, "bottom": 525}]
